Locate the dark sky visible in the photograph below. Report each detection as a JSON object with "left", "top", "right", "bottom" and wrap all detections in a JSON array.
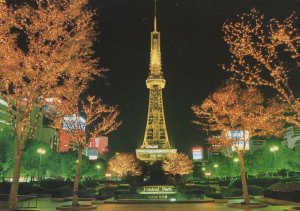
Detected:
[{"left": 88, "top": 0, "right": 300, "bottom": 156}]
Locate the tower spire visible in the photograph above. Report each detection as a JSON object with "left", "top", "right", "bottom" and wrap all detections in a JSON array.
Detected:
[
  {"left": 154, "top": 0, "right": 157, "bottom": 31},
  {"left": 149, "top": 0, "right": 162, "bottom": 75}
]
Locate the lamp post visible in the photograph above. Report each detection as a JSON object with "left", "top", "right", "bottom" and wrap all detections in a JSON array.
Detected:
[
  {"left": 233, "top": 158, "right": 239, "bottom": 176},
  {"left": 37, "top": 148, "right": 46, "bottom": 181},
  {"left": 96, "top": 164, "right": 101, "bottom": 179},
  {"left": 213, "top": 164, "right": 219, "bottom": 179},
  {"left": 270, "top": 146, "right": 279, "bottom": 173}
]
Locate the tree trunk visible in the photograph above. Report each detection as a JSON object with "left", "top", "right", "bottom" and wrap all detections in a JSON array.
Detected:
[
  {"left": 72, "top": 147, "right": 83, "bottom": 207},
  {"left": 237, "top": 151, "right": 250, "bottom": 204},
  {"left": 8, "top": 142, "right": 24, "bottom": 210}
]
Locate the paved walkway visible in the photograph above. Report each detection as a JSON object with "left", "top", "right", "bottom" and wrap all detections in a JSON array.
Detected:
[{"left": 21, "top": 198, "right": 295, "bottom": 211}]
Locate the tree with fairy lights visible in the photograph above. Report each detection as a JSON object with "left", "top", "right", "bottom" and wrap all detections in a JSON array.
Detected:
[
  {"left": 47, "top": 93, "right": 121, "bottom": 207},
  {"left": 192, "top": 81, "right": 284, "bottom": 204},
  {"left": 222, "top": 8, "right": 300, "bottom": 127},
  {"left": 107, "top": 153, "right": 142, "bottom": 180},
  {"left": 162, "top": 152, "right": 193, "bottom": 184},
  {"left": 0, "top": 0, "right": 101, "bottom": 208}
]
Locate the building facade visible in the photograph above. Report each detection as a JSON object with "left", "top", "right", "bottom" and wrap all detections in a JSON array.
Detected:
[{"left": 282, "top": 126, "right": 300, "bottom": 149}]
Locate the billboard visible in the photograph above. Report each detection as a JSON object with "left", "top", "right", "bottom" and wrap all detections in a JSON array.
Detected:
[
  {"left": 63, "top": 114, "right": 86, "bottom": 131},
  {"left": 84, "top": 148, "right": 98, "bottom": 160},
  {"left": 227, "top": 130, "right": 250, "bottom": 151},
  {"left": 192, "top": 147, "right": 203, "bottom": 161}
]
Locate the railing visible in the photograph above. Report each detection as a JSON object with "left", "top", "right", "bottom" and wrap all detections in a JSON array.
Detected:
[{"left": 0, "top": 194, "right": 38, "bottom": 209}]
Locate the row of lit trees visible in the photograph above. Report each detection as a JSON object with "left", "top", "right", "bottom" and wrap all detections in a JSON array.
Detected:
[
  {"left": 0, "top": 140, "right": 107, "bottom": 181},
  {"left": 106, "top": 152, "right": 193, "bottom": 184},
  {"left": 202, "top": 143, "right": 300, "bottom": 179},
  {"left": 192, "top": 9, "right": 300, "bottom": 205},
  {"left": 0, "top": 0, "right": 121, "bottom": 209}
]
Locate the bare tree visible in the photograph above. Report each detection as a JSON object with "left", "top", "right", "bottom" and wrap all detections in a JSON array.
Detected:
[
  {"left": 107, "top": 153, "right": 142, "bottom": 180},
  {"left": 0, "top": 0, "right": 101, "bottom": 208},
  {"left": 192, "top": 82, "right": 284, "bottom": 204},
  {"left": 222, "top": 8, "right": 300, "bottom": 126},
  {"left": 162, "top": 152, "right": 193, "bottom": 184}
]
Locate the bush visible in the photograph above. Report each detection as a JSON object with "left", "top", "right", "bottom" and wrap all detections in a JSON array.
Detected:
[
  {"left": 219, "top": 180, "right": 231, "bottom": 186},
  {"left": 98, "top": 187, "right": 115, "bottom": 199},
  {"left": 271, "top": 182, "right": 300, "bottom": 192},
  {"left": 40, "top": 179, "right": 73, "bottom": 190},
  {"left": 18, "top": 183, "right": 48, "bottom": 195},
  {"left": 248, "top": 185, "right": 264, "bottom": 196},
  {"left": 78, "top": 190, "right": 95, "bottom": 198},
  {"left": 228, "top": 178, "right": 280, "bottom": 189},
  {"left": 230, "top": 188, "right": 243, "bottom": 197},
  {"left": 0, "top": 183, "right": 10, "bottom": 194},
  {"left": 51, "top": 186, "right": 72, "bottom": 198},
  {"left": 264, "top": 190, "right": 300, "bottom": 202},
  {"left": 206, "top": 193, "right": 223, "bottom": 199}
]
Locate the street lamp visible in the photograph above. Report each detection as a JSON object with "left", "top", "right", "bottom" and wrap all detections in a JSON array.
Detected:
[
  {"left": 96, "top": 164, "right": 101, "bottom": 172},
  {"left": 233, "top": 158, "right": 239, "bottom": 176},
  {"left": 37, "top": 148, "right": 46, "bottom": 181},
  {"left": 201, "top": 167, "right": 206, "bottom": 171},
  {"left": 213, "top": 164, "right": 219, "bottom": 179},
  {"left": 270, "top": 146, "right": 279, "bottom": 172}
]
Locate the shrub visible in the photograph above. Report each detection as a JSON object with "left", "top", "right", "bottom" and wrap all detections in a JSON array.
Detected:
[
  {"left": 219, "top": 180, "right": 231, "bottom": 186},
  {"left": 228, "top": 178, "right": 279, "bottom": 189},
  {"left": 0, "top": 183, "right": 10, "bottom": 194},
  {"left": 78, "top": 190, "right": 95, "bottom": 198},
  {"left": 230, "top": 188, "right": 243, "bottom": 197},
  {"left": 248, "top": 185, "right": 264, "bottom": 196},
  {"left": 264, "top": 190, "right": 300, "bottom": 203},
  {"left": 206, "top": 193, "right": 223, "bottom": 199},
  {"left": 40, "top": 179, "right": 73, "bottom": 190},
  {"left": 271, "top": 182, "right": 300, "bottom": 192},
  {"left": 51, "top": 186, "right": 72, "bottom": 198},
  {"left": 98, "top": 187, "right": 115, "bottom": 199}
]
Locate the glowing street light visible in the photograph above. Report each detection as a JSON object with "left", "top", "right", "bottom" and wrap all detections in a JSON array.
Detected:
[
  {"left": 37, "top": 148, "right": 46, "bottom": 180},
  {"left": 233, "top": 158, "right": 239, "bottom": 175},
  {"left": 96, "top": 164, "right": 101, "bottom": 172},
  {"left": 201, "top": 167, "right": 206, "bottom": 171},
  {"left": 213, "top": 164, "right": 219, "bottom": 179},
  {"left": 270, "top": 146, "right": 279, "bottom": 172}
]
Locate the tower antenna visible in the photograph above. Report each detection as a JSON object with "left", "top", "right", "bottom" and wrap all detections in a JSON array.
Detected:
[{"left": 154, "top": 0, "right": 157, "bottom": 31}]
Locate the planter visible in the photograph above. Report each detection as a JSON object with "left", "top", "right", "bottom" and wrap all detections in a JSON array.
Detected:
[
  {"left": 227, "top": 202, "right": 268, "bottom": 209},
  {"left": 56, "top": 205, "right": 97, "bottom": 210}
]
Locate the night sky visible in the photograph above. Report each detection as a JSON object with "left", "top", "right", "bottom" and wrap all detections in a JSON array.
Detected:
[{"left": 88, "top": 0, "right": 300, "bottom": 156}]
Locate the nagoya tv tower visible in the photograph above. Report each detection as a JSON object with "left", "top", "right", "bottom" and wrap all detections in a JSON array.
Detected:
[{"left": 136, "top": 0, "right": 177, "bottom": 162}]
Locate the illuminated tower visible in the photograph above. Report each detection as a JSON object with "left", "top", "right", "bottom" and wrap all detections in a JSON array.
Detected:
[{"left": 136, "top": 0, "right": 177, "bottom": 162}]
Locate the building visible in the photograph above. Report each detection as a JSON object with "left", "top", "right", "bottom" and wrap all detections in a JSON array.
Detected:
[
  {"left": 136, "top": 2, "right": 177, "bottom": 162},
  {"left": 0, "top": 97, "right": 57, "bottom": 149},
  {"left": 248, "top": 139, "right": 266, "bottom": 154},
  {"left": 58, "top": 131, "right": 109, "bottom": 160},
  {"left": 192, "top": 147, "right": 204, "bottom": 162},
  {"left": 282, "top": 126, "right": 300, "bottom": 149}
]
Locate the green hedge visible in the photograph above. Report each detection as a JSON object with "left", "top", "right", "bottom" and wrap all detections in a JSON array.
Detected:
[
  {"left": 228, "top": 178, "right": 280, "bottom": 189},
  {"left": 51, "top": 186, "right": 72, "bottom": 198}
]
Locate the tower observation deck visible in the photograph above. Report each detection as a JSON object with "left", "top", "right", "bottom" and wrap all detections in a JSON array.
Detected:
[{"left": 136, "top": 0, "right": 177, "bottom": 162}]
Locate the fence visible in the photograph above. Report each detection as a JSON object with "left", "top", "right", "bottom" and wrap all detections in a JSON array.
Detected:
[{"left": 0, "top": 194, "right": 38, "bottom": 209}]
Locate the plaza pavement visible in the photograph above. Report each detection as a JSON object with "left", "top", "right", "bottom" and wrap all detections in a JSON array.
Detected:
[{"left": 17, "top": 198, "right": 296, "bottom": 211}]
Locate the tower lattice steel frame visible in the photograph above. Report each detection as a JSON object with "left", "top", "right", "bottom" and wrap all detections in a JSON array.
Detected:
[{"left": 136, "top": 0, "right": 177, "bottom": 162}]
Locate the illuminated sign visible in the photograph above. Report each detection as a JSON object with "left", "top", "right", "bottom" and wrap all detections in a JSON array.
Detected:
[
  {"left": 227, "top": 130, "right": 250, "bottom": 151},
  {"left": 192, "top": 147, "right": 203, "bottom": 161},
  {"left": 63, "top": 114, "right": 86, "bottom": 131},
  {"left": 137, "top": 186, "right": 177, "bottom": 195}
]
